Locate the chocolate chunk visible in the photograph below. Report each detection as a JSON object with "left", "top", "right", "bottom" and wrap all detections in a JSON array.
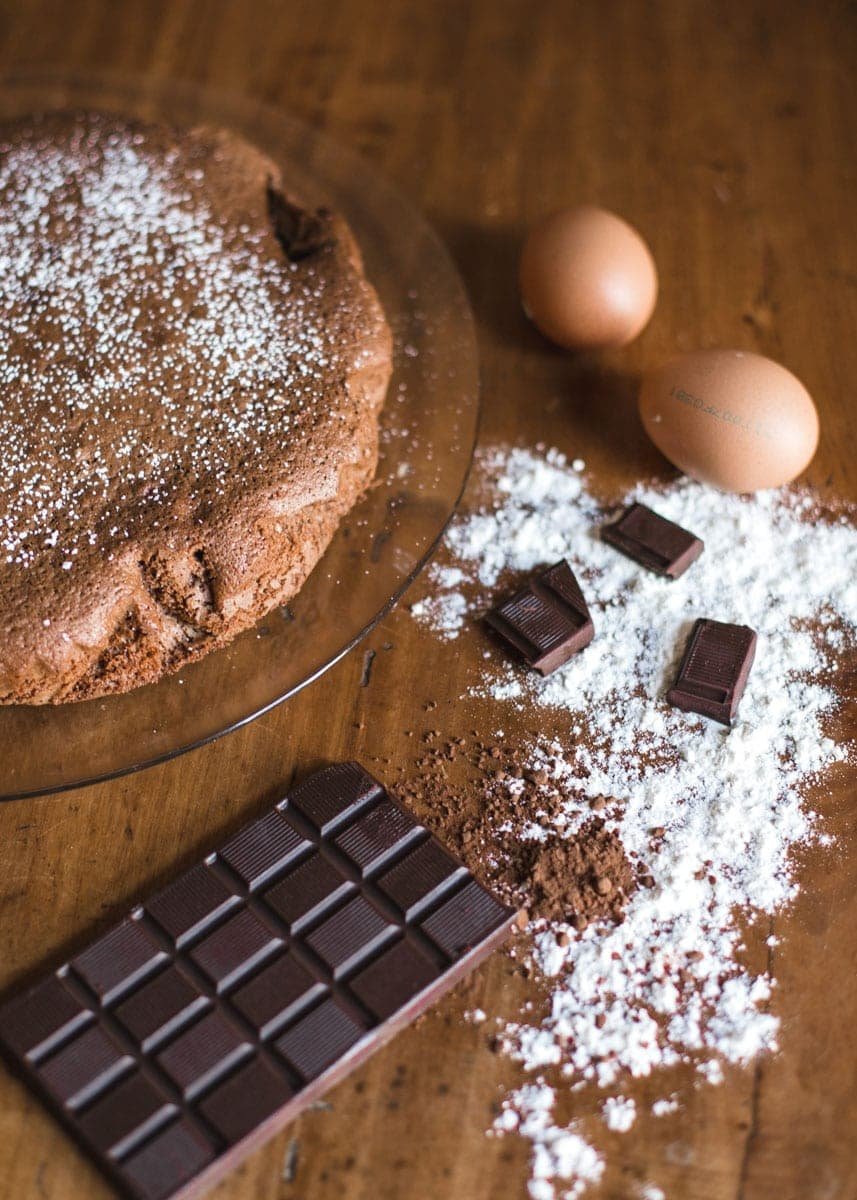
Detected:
[
  {"left": 667, "top": 619, "right": 757, "bottom": 725},
  {"left": 0, "top": 763, "right": 515, "bottom": 1200},
  {"left": 602, "top": 503, "right": 703, "bottom": 578},
  {"left": 485, "top": 560, "right": 594, "bottom": 675}
]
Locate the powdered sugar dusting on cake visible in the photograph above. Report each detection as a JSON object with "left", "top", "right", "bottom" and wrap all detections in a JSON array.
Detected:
[{"left": 0, "top": 114, "right": 348, "bottom": 570}]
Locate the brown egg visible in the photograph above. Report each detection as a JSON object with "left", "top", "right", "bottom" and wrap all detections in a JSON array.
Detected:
[
  {"left": 638, "top": 348, "right": 819, "bottom": 492},
  {"left": 519, "top": 206, "right": 658, "bottom": 350}
]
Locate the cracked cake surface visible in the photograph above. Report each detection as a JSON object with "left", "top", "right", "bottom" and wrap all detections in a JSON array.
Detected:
[{"left": 0, "top": 110, "right": 392, "bottom": 703}]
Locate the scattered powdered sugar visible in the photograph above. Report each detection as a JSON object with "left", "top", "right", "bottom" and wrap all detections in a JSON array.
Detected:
[
  {"left": 409, "top": 567, "right": 469, "bottom": 637},
  {"left": 412, "top": 445, "right": 857, "bottom": 1197},
  {"left": 601, "top": 1096, "right": 636, "bottom": 1132},
  {"left": 492, "top": 1084, "right": 604, "bottom": 1200}
]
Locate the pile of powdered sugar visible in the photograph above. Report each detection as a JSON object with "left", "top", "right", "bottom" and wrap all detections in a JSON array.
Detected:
[{"left": 411, "top": 446, "right": 857, "bottom": 1198}]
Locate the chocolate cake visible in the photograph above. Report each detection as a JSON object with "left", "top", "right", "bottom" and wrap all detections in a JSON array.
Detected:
[{"left": 0, "top": 111, "right": 392, "bottom": 704}]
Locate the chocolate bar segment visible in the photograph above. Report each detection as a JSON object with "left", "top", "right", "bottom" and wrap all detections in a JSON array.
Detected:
[
  {"left": 78, "top": 1072, "right": 176, "bottom": 1159},
  {"left": 263, "top": 852, "right": 353, "bottom": 932},
  {"left": 188, "top": 909, "right": 282, "bottom": 992},
  {"left": 145, "top": 864, "right": 238, "bottom": 949},
  {"left": 219, "top": 812, "right": 310, "bottom": 890},
  {"left": 155, "top": 1011, "right": 251, "bottom": 1100},
  {"left": 114, "top": 965, "right": 209, "bottom": 1052},
  {"left": 0, "top": 763, "right": 515, "bottom": 1200},
  {"left": 199, "top": 1058, "right": 293, "bottom": 1145},
  {"left": 72, "top": 920, "right": 166, "bottom": 1005},
  {"left": 287, "top": 760, "right": 382, "bottom": 834},
  {"left": 0, "top": 975, "right": 91, "bottom": 1061},
  {"left": 485, "top": 559, "right": 595, "bottom": 675},
  {"left": 230, "top": 956, "right": 324, "bottom": 1038},
  {"left": 38, "top": 1025, "right": 133, "bottom": 1109},
  {"left": 667, "top": 618, "right": 757, "bottom": 726},
  {"left": 378, "top": 839, "right": 466, "bottom": 920},
  {"left": 602, "top": 503, "right": 704, "bottom": 578},
  {"left": 120, "top": 1118, "right": 215, "bottom": 1200}
]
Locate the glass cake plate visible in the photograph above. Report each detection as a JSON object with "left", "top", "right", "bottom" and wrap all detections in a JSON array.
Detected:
[{"left": 0, "top": 72, "right": 480, "bottom": 799}]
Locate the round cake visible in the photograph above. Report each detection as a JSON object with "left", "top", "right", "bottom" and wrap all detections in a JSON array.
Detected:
[{"left": 0, "top": 110, "right": 393, "bottom": 704}]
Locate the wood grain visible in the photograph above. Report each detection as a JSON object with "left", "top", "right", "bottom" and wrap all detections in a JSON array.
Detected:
[{"left": 0, "top": 1, "right": 855, "bottom": 1197}]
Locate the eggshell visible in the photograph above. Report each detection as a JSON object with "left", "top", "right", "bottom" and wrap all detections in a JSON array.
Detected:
[
  {"left": 519, "top": 206, "right": 658, "bottom": 350},
  {"left": 638, "top": 348, "right": 819, "bottom": 492}
]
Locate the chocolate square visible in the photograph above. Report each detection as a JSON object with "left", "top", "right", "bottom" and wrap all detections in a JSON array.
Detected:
[
  {"left": 189, "top": 909, "right": 282, "bottom": 992},
  {"left": 155, "top": 1011, "right": 250, "bottom": 1099},
  {"left": 77, "top": 1071, "right": 175, "bottom": 1159},
  {"left": 71, "top": 919, "right": 166, "bottom": 1005},
  {"left": 231, "top": 956, "right": 325, "bottom": 1038},
  {"left": 377, "top": 839, "right": 465, "bottom": 920},
  {"left": 421, "top": 880, "right": 513, "bottom": 959},
  {"left": 114, "top": 965, "right": 208, "bottom": 1052},
  {"left": 304, "top": 896, "right": 397, "bottom": 979},
  {"left": 285, "top": 760, "right": 383, "bottom": 834},
  {"left": 38, "top": 1025, "right": 132, "bottom": 1109},
  {"left": 145, "top": 863, "right": 238, "bottom": 948},
  {"left": 602, "top": 502, "right": 703, "bottom": 578},
  {"left": 263, "top": 852, "right": 353, "bottom": 932},
  {"left": 199, "top": 1058, "right": 294, "bottom": 1145},
  {"left": 274, "top": 999, "right": 365, "bottom": 1082},
  {"left": 333, "top": 800, "right": 423, "bottom": 876},
  {"left": 0, "top": 975, "right": 91, "bottom": 1062},
  {"left": 118, "top": 1117, "right": 214, "bottom": 1200},
  {"left": 350, "top": 941, "right": 439, "bottom": 1021},
  {"left": 219, "top": 811, "right": 310, "bottom": 889},
  {"left": 667, "top": 618, "right": 757, "bottom": 726},
  {"left": 485, "top": 560, "right": 594, "bottom": 675}
]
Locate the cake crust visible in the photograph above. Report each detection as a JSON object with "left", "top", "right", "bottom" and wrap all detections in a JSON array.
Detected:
[{"left": 0, "top": 111, "right": 392, "bottom": 703}]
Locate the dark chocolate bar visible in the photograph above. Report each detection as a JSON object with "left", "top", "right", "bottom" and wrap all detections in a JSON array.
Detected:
[
  {"left": 667, "top": 618, "right": 757, "bottom": 725},
  {"left": 601, "top": 503, "right": 703, "bottom": 578},
  {"left": 0, "top": 763, "right": 515, "bottom": 1200},
  {"left": 485, "top": 559, "right": 594, "bottom": 675}
]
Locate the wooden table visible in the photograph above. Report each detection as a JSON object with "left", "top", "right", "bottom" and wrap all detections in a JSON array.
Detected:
[{"left": 0, "top": 2, "right": 856, "bottom": 1197}]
